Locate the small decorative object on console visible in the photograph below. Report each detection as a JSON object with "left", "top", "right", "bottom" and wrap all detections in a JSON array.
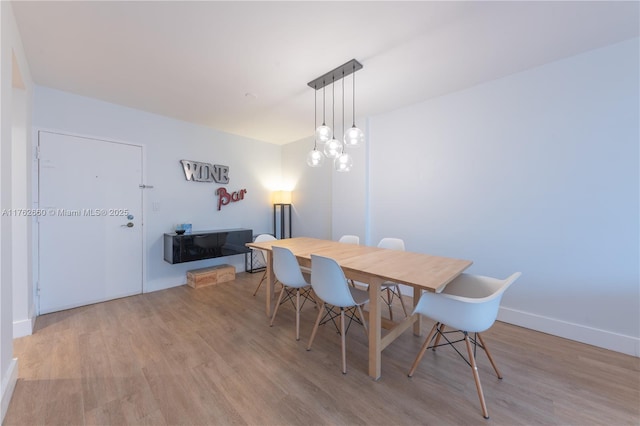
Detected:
[{"left": 175, "top": 223, "right": 192, "bottom": 234}]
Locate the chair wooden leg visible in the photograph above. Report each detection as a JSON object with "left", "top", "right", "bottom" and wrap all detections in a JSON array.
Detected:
[
  {"left": 310, "top": 289, "right": 319, "bottom": 308},
  {"left": 408, "top": 322, "right": 440, "bottom": 377},
  {"left": 252, "top": 270, "right": 267, "bottom": 296},
  {"left": 270, "top": 285, "right": 286, "bottom": 326},
  {"left": 386, "top": 288, "right": 393, "bottom": 321},
  {"left": 356, "top": 304, "right": 368, "bottom": 341},
  {"left": 464, "top": 333, "right": 489, "bottom": 419},
  {"left": 295, "top": 289, "right": 301, "bottom": 341},
  {"left": 433, "top": 324, "right": 446, "bottom": 350},
  {"left": 477, "top": 333, "right": 502, "bottom": 379},
  {"left": 306, "top": 302, "right": 325, "bottom": 351},
  {"left": 340, "top": 308, "right": 347, "bottom": 374},
  {"left": 395, "top": 285, "right": 408, "bottom": 317}
]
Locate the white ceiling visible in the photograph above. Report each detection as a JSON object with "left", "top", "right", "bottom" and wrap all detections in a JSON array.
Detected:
[{"left": 11, "top": 1, "right": 639, "bottom": 145}]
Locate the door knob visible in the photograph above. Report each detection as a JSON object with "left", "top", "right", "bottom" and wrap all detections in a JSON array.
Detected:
[{"left": 122, "top": 222, "right": 134, "bottom": 228}]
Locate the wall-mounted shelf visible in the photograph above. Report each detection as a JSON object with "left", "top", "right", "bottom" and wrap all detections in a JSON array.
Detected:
[{"left": 163, "top": 228, "right": 252, "bottom": 264}]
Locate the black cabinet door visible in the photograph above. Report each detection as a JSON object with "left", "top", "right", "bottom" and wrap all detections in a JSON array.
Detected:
[{"left": 164, "top": 229, "right": 252, "bottom": 264}]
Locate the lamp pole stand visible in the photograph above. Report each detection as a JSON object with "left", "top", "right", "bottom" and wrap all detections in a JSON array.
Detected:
[{"left": 273, "top": 203, "right": 292, "bottom": 239}]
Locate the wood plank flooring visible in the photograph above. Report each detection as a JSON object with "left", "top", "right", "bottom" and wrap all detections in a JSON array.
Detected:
[{"left": 5, "top": 271, "right": 639, "bottom": 425}]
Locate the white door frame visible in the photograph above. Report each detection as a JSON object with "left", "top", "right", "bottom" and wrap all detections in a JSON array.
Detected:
[{"left": 33, "top": 128, "right": 147, "bottom": 315}]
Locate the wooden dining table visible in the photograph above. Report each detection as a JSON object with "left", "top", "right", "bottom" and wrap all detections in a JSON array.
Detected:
[{"left": 246, "top": 237, "right": 472, "bottom": 379}]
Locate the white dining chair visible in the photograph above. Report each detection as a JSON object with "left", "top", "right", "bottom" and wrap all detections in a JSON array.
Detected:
[
  {"left": 306, "top": 254, "right": 369, "bottom": 374},
  {"left": 251, "top": 234, "right": 277, "bottom": 296},
  {"left": 338, "top": 234, "right": 360, "bottom": 245},
  {"left": 269, "top": 246, "right": 315, "bottom": 341},
  {"left": 407, "top": 272, "right": 521, "bottom": 419},
  {"left": 376, "top": 237, "right": 409, "bottom": 320}
]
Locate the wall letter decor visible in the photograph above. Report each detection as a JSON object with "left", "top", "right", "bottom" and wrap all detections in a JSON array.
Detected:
[
  {"left": 216, "top": 187, "right": 247, "bottom": 210},
  {"left": 181, "top": 160, "right": 229, "bottom": 184}
]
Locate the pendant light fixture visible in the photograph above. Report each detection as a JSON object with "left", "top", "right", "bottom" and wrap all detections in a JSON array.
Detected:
[
  {"left": 307, "top": 59, "right": 363, "bottom": 171},
  {"left": 315, "top": 82, "right": 331, "bottom": 144},
  {"left": 335, "top": 71, "right": 353, "bottom": 172},
  {"left": 323, "top": 75, "right": 343, "bottom": 160},
  {"left": 306, "top": 84, "right": 325, "bottom": 167},
  {"left": 344, "top": 61, "right": 364, "bottom": 148}
]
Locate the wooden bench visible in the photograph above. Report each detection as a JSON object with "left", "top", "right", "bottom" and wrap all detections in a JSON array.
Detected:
[{"left": 186, "top": 264, "right": 235, "bottom": 289}]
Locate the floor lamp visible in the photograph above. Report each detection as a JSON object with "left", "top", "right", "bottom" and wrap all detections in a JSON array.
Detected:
[{"left": 272, "top": 191, "right": 292, "bottom": 239}]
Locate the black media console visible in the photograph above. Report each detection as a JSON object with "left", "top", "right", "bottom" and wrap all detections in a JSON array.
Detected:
[{"left": 163, "top": 228, "right": 252, "bottom": 264}]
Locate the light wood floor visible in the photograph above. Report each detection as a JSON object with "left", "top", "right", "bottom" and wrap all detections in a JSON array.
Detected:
[{"left": 5, "top": 272, "right": 639, "bottom": 425}]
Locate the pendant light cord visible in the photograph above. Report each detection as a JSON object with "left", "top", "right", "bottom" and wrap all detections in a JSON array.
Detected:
[
  {"left": 342, "top": 70, "right": 345, "bottom": 147},
  {"left": 322, "top": 81, "right": 326, "bottom": 126},
  {"left": 331, "top": 76, "right": 335, "bottom": 138},
  {"left": 314, "top": 84, "right": 318, "bottom": 150},
  {"left": 352, "top": 63, "right": 356, "bottom": 127}
]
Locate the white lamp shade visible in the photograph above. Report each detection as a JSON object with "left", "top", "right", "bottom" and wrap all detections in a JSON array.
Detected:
[
  {"left": 323, "top": 138, "right": 343, "bottom": 159},
  {"left": 306, "top": 149, "right": 325, "bottom": 167},
  {"left": 315, "top": 125, "right": 331, "bottom": 144},
  {"left": 344, "top": 126, "right": 364, "bottom": 147},
  {"left": 272, "top": 190, "right": 292, "bottom": 204},
  {"left": 334, "top": 152, "right": 353, "bottom": 172}
]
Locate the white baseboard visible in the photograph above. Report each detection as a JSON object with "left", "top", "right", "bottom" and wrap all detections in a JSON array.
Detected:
[
  {"left": 498, "top": 306, "right": 639, "bottom": 357},
  {"left": 13, "top": 303, "right": 35, "bottom": 338},
  {"left": 1, "top": 358, "right": 18, "bottom": 423},
  {"left": 13, "top": 317, "right": 34, "bottom": 338}
]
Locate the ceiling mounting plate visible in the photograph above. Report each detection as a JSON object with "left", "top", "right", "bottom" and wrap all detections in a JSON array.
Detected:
[{"left": 307, "top": 59, "right": 363, "bottom": 90}]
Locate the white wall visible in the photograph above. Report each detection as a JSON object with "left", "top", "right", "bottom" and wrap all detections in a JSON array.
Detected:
[
  {"left": 331, "top": 129, "right": 368, "bottom": 244},
  {"left": 11, "top": 62, "right": 33, "bottom": 339},
  {"left": 33, "top": 87, "right": 282, "bottom": 294},
  {"left": 0, "top": 1, "right": 32, "bottom": 420},
  {"left": 282, "top": 136, "right": 332, "bottom": 239},
  {"left": 367, "top": 38, "right": 639, "bottom": 355},
  {"left": 285, "top": 38, "right": 639, "bottom": 356}
]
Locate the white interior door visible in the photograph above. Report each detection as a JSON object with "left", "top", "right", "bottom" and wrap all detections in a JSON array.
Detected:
[{"left": 38, "top": 131, "right": 143, "bottom": 314}]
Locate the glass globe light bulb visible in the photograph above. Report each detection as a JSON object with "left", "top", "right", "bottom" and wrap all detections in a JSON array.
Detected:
[
  {"left": 306, "top": 149, "right": 325, "bottom": 167},
  {"left": 344, "top": 125, "right": 364, "bottom": 147},
  {"left": 315, "top": 125, "right": 331, "bottom": 144},
  {"left": 323, "top": 138, "right": 343, "bottom": 159},
  {"left": 334, "top": 152, "right": 353, "bottom": 172}
]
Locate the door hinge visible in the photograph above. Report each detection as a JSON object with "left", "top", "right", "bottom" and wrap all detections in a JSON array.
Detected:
[{"left": 36, "top": 146, "right": 41, "bottom": 160}]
